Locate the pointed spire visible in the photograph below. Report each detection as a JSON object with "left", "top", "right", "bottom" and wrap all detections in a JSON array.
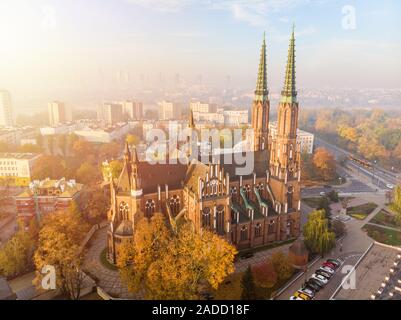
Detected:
[
  {"left": 188, "top": 108, "right": 195, "bottom": 129},
  {"left": 281, "top": 24, "right": 297, "bottom": 103},
  {"left": 132, "top": 145, "right": 139, "bottom": 163},
  {"left": 254, "top": 32, "right": 268, "bottom": 102},
  {"left": 124, "top": 140, "right": 131, "bottom": 163}
]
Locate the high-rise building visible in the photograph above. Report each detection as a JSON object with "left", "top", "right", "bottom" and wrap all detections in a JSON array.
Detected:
[
  {"left": 97, "top": 103, "right": 123, "bottom": 125},
  {"left": 48, "top": 101, "right": 68, "bottom": 126},
  {"left": 189, "top": 101, "right": 217, "bottom": 113},
  {"left": 121, "top": 101, "right": 143, "bottom": 120},
  {"left": 0, "top": 90, "right": 13, "bottom": 127},
  {"left": 158, "top": 101, "right": 180, "bottom": 120}
]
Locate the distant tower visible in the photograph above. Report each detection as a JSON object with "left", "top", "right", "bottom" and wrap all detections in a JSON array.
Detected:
[
  {"left": 252, "top": 33, "right": 270, "bottom": 151},
  {"left": 269, "top": 25, "right": 301, "bottom": 224}
]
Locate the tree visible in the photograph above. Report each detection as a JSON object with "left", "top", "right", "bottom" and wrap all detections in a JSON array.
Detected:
[
  {"left": 0, "top": 231, "right": 35, "bottom": 278},
  {"left": 109, "top": 160, "right": 123, "bottom": 179},
  {"left": 72, "top": 140, "right": 94, "bottom": 159},
  {"left": 83, "top": 188, "right": 109, "bottom": 223},
  {"left": 327, "top": 190, "right": 339, "bottom": 203},
  {"left": 19, "top": 143, "right": 43, "bottom": 153},
  {"left": 126, "top": 134, "right": 140, "bottom": 146},
  {"left": 118, "top": 213, "right": 237, "bottom": 299},
  {"left": 33, "top": 207, "right": 89, "bottom": 300},
  {"left": 390, "top": 186, "right": 401, "bottom": 227},
  {"left": 313, "top": 148, "right": 336, "bottom": 181},
  {"left": 241, "top": 266, "right": 257, "bottom": 300},
  {"left": 32, "top": 155, "right": 66, "bottom": 180},
  {"left": 252, "top": 260, "right": 277, "bottom": 289},
  {"left": 271, "top": 252, "right": 294, "bottom": 281},
  {"left": 317, "top": 196, "right": 331, "bottom": 218},
  {"left": 303, "top": 210, "right": 336, "bottom": 256},
  {"left": 76, "top": 162, "right": 100, "bottom": 185},
  {"left": 99, "top": 142, "right": 120, "bottom": 160}
]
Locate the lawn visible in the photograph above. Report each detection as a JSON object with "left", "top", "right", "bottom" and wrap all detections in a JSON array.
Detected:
[
  {"left": 211, "top": 271, "right": 296, "bottom": 300},
  {"left": 370, "top": 209, "right": 400, "bottom": 229},
  {"left": 347, "top": 202, "right": 378, "bottom": 220},
  {"left": 302, "top": 197, "right": 323, "bottom": 208},
  {"left": 363, "top": 224, "right": 401, "bottom": 247}
]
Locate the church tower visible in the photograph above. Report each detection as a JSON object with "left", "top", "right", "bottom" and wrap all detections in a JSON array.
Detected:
[
  {"left": 269, "top": 26, "right": 301, "bottom": 239},
  {"left": 252, "top": 33, "right": 270, "bottom": 151}
]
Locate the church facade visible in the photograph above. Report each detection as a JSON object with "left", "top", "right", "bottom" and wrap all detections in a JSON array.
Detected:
[{"left": 107, "top": 29, "right": 302, "bottom": 264}]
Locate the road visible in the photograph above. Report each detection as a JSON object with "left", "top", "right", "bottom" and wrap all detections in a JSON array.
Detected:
[{"left": 315, "top": 137, "right": 399, "bottom": 189}]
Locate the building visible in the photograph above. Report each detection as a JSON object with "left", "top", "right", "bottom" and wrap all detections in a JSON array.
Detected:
[
  {"left": 97, "top": 103, "right": 124, "bottom": 125},
  {"left": 269, "top": 122, "right": 314, "bottom": 154},
  {"left": 15, "top": 178, "right": 84, "bottom": 225},
  {"left": 74, "top": 123, "right": 130, "bottom": 143},
  {"left": 40, "top": 124, "right": 77, "bottom": 136},
  {"left": 121, "top": 101, "right": 143, "bottom": 120},
  {"left": 0, "top": 90, "right": 13, "bottom": 127},
  {"left": 48, "top": 101, "right": 70, "bottom": 126},
  {"left": 189, "top": 101, "right": 217, "bottom": 113},
  {"left": 106, "top": 30, "right": 302, "bottom": 264},
  {"left": 0, "top": 153, "right": 40, "bottom": 186},
  {"left": 158, "top": 101, "right": 180, "bottom": 120},
  {"left": 193, "top": 111, "right": 225, "bottom": 125},
  {"left": 223, "top": 110, "right": 249, "bottom": 126}
]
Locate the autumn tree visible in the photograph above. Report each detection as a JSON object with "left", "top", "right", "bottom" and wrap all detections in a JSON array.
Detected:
[
  {"left": 126, "top": 134, "right": 140, "bottom": 146},
  {"left": 109, "top": 160, "right": 123, "bottom": 179},
  {"left": 241, "top": 266, "right": 257, "bottom": 300},
  {"left": 34, "top": 206, "right": 89, "bottom": 300},
  {"left": 0, "top": 231, "right": 35, "bottom": 278},
  {"left": 390, "top": 186, "right": 401, "bottom": 227},
  {"left": 252, "top": 260, "right": 277, "bottom": 289},
  {"left": 76, "top": 162, "right": 100, "bottom": 185},
  {"left": 313, "top": 148, "right": 336, "bottom": 181},
  {"left": 271, "top": 252, "right": 294, "bottom": 281},
  {"left": 72, "top": 140, "right": 95, "bottom": 159},
  {"left": 83, "top": 188, "right": 109, "bottom": 223},
  {"left": 99, "top": 142, "right": 120, "bottom": 160},
  {"left": 303, "top": 210, "right": 336, "bottom": 257},
  {"left": 32, "top": 155, "right": 66, "bottom": 180},
  {"left": 118, "top": 213, "right": 237, "bottom": 299}
]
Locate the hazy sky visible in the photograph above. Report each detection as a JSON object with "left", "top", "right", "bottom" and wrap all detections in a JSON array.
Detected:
[{"left": 0, "top": 0, "right": 400, "bottom": 112}]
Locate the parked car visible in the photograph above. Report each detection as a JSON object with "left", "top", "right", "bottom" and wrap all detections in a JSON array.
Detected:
[
  {"left": 297, "top": 288, "right": 315, "bottom": 299},
  {"left": 315, "top": 269, "right": 332, "bottom": 279},
  {"left": 289, "top": 296, "right": 304, "bottom": 300},
  {"left": 240, "top": 252, "right": 254, "bottom": 260},
  {"left": 294, "top": 291, "right": 311, "bottom": 300},
  {"left": 323, "top": 261, "right": 337, "bottom": 269},
  {"left": 386, "top": 184, "right": 394, "bottom": 190},
  {"left": 319, "top": 266, "right": 335, "bottom": 274},
  {"left": 305, "top": 279, "right": 323, "bottom": 291},
  {"left": 327, "top": 258, "right": 341, "bottom": 268},
  {"left": 311, "top": 274, "right": 329, "bottom": 285},
  {"left": 320, "top": 191, "right": 326, "bottom": 196},
  {"left": 309, "top": 277, "right": 326, "bottom": 287}
]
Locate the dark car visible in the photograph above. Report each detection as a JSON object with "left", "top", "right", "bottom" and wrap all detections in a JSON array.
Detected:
[
  {"left": 304, "top": 281, "right": 320, "bottom": 292},
  {"left": 309, "top": 278, "right": 325, "bottom": 288},
  {"left": 315, "top": 269, "right": 332, "bottom": 280},
  {"left": 327, "top": 259, "right": 341, "bottom": 268},
  {"left": 240, "top": 252, "right": 254, "bottom": 260}
]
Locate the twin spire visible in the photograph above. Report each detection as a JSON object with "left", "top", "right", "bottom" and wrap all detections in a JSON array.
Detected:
[{"left": 254, "top": 25, "right": 297, "bottom": 104}]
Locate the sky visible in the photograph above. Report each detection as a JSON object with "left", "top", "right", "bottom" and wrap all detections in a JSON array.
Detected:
[{"left": 0, "top": 0, "right": 400, "bottom": 112}]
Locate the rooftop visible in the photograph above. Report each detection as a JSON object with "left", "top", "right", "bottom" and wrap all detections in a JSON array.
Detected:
[{"left": 0, "top": 153, "right": 40, "bottom": 160}]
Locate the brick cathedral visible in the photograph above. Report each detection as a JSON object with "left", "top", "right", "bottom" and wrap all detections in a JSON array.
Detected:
[{"left": 107, "top": 29, "right": 302, "bottom": 264}]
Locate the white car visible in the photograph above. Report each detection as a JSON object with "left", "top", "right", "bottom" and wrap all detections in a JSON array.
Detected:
[
  {"left": 320, "top": 191, "right": 326, "bottom": 196},
  {"left": 319, "top": 266, "right": 335, "bottom": 274},
  {"left": 386, "top": 184, "right": 394, "bottom": 190},
  {"left": 311, "top": 274, "right": 329, "bottom": 285},
  {"left": 289, "top": 296, "right": 304, "bottom": 300}
]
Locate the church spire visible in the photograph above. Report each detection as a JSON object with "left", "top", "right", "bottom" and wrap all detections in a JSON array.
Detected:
[
  {"left": 255, "top": 32, "right": 268, "bottom": 101},
  {"left": 124, "top": 141, "right": 131, "bottom": 163},
  {"left": 281, "top": 24, "right": 297, "bottom": 103},
  {"left": 188, "top": 108, "right": 195, "bottom": 129}
]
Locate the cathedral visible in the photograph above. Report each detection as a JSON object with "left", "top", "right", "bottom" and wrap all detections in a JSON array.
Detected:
[{"left": 107, "top": 29, "right": 302, "bottom": 264}]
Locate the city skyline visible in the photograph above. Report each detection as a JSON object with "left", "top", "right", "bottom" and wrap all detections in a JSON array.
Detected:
[{"left": 0, "top": 0, "right": 400, "bottom": 113}]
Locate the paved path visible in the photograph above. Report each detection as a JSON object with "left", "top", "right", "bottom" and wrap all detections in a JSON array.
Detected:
[
  {"left": 83, "top": 227, "right": 137, "bottom": 299},
  {"left": 365, "top": 222, "right": 401, "bottom": 233}
]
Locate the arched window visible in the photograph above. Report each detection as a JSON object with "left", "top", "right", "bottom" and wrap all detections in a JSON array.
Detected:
[
  {"left": 255, "top": 223, "right": 262, "bottom": 238},
  {"left": 216, "top": 205, "right": 225, "bottom": 235},
  {"left": 145, "top": 199, "right": 155, "bottom": 217},
  {"left": 169, "top": 195, "right": 180, "bottom": 215},
  {"left": 240, "top": 225, "right": 248, "bottom": 241},
  {"left": 244, "top": 184, "right": 251, "bottom": 199},
  {"left": 230, "top": 186, "right": 237, "bottom": 201},
  {"left": 256, "top": 183, "right": 264, "bottom": 197},
  {"left": 287, "top": 186, "right": 294, "bottom": 211},
  {"left": 202, "top": 207, "right": 211, "bottom": 228},
  {"left": 268, "top": 220, "right": 275, "bottom": 234},
  {"left": 119, "top": 202, "right": 129, "bottom": 220}
]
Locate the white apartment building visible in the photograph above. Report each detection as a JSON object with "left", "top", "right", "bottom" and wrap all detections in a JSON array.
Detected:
[
  {"left": 97, "top": 103, "right": 123, "bottom": 125},
  {"left": 158, "top": 101, "right": 180, "bottom": 120},
  {"left": 48, "top": 101, "right": 71, "bottom": 126},
  {"left": 40, "top": 124, "right": 77, "bottom": 136},
  {"left": 0, "top": 90, "right": 13, "bottom": 127},
  {"left": 223, "top": 110, "right": 249, "bottom": 126},
  {"left": 189, "top": 101, "right": 217, "bottom": 113},
  {"left": 121, "top": 101, "right": 143, "bottom": 120},
  {"left": 0, "top": 153, "right": 40, "bottom": 186},
  {"left": 193, "top": 111, "right": 225, "bottom": 125},
  {"left": 74, "top": 123, "right": 130, "bottom": 143},
  {"left": 269, "top": 121, "right": 314, "bottom": 154}
]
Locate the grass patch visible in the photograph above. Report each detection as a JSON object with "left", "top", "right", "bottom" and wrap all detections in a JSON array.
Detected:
[
  {"left": 347, "top": 202, "right": 378, "bottom": 220},
  {"left": 370, "top": 209, "right": 400, "bottom": 229},
  {"left": 302, "top": 197, "right": 323, "bottom": 208},
  {"left": 363, "top": 224, "right": 401, "bottom": 247},
  {"left": 100, "top": 248, "right": 118, "bottom": 271}
]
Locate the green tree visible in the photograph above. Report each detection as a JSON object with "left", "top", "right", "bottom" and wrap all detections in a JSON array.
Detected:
[
  {"left": 241, "top": 266, "right": 257, "bottom": 300},
  {"left": 76, "top": 162, "right": 100, "bottom": 185},
  {"left": 303, "top": 210, "right": 336, "bottom": 256},
  {"left": 126, "top": 134, "right": 140, "bottom": 146},
  {"left": 271, "top": 252, "right": 294, "bottom": 281}
]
